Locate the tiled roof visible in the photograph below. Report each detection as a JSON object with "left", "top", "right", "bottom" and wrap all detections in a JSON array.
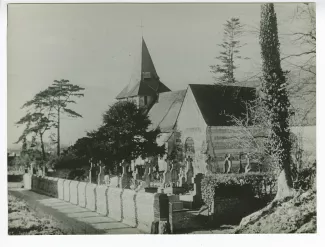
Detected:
[
  {"left": 189, "top": 84, "right": 256, "bottom": 126},
  {"left": 148, "top": 90, "right": 187, "bottom": 132}
]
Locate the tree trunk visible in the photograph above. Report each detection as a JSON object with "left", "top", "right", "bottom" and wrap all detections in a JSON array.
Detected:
[
  {"left": 57, "top": 108, "right": 60, "bottom": 156},
  {"left": 40, "top": 133, "right": 46, "bottom": 161},
  {"left": 275, "top": 167, "right": 295, "bottom": 200}
]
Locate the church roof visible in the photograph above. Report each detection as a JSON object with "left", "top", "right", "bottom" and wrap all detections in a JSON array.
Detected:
[
  {"left": 148, "top": 90, "right": 187, "bottom": 132},
  {"left": 116, "top": 38, "right": 171, "bottom": 99},
  {"left": 189, "top": 84, "right": 256, "bottom": 126}
]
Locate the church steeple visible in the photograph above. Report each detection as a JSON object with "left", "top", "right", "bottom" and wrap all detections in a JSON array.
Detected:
[{"left": 116, "top": 38, "right": 170, "bottom": 109}]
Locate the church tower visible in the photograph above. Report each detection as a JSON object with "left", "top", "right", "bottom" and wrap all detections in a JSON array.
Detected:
[{"left": 115, "top": 38, "right": 170, "bottom": 110}]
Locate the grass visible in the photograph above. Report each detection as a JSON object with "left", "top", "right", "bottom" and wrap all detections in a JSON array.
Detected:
[{"left": 8, "top": 193, "right": 65, "bottom": 235}]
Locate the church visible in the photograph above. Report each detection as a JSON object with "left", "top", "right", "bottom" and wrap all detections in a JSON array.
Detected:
[{"left": 116, "top": 38, "right": 257, "bottom": 176}]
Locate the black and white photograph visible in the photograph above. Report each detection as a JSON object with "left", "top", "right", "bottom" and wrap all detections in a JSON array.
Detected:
[{"left": 4, "top": 1, "right": 317, "bottom": 236}]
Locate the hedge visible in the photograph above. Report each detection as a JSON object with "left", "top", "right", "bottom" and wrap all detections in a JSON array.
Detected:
[{"left": 201, "top": 172, "right": 277, "bottom": 209}]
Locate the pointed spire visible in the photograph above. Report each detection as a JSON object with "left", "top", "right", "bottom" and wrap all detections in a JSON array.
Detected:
[
  {"left": 141, "top": 37, "right": 159, "bottom": 81},
  {"left": 116, "top": 37, "right": 170, "bottom": 99}
]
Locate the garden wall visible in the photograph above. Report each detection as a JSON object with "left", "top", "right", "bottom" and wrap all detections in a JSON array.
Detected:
[{"left": 25, "top": 175, "right": 170, "bottom": 234}]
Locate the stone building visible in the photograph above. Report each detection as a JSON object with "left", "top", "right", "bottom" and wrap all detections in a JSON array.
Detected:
[{"left": 115, "top": 38, "right": 257, "bottom": 176}]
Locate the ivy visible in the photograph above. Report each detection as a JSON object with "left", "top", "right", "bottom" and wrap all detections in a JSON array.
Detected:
[{"left": 201, "top": 173, "right": 277, "bottom": 210}]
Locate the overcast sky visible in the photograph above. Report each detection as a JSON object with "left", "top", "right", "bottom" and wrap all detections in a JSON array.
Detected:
[{"left": 7, "top": 3, "right": 313, "bottom": 150}]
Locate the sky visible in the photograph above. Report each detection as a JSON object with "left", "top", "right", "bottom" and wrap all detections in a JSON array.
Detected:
[{"left": 7, "top": 3, "right": 314, "bottom": 150}]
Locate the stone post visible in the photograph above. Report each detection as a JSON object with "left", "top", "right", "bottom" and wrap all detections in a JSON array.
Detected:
[
  {"left": 89, "top": 159, "right": 94, "bottom": 183},
  {"left": 97, "top": 162, "right": 105, "bottom": 185},
  {"left": 120, "top": 161, "right": 130, "bottom": 189}
]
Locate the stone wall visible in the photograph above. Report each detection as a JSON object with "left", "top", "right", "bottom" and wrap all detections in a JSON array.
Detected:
[{"left": 25, "top": 175, "right": 172, "bottom": 234}]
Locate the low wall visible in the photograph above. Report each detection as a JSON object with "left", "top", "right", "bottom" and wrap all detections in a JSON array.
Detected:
[
  {"left": 96, "top": 186, "right": 108, "bottom": 215},
  {"left": 69, "top": 180, "right": 79, "bottom": 205},
  {"left": 25, "top": 175, "right": 171, "bottom": 234},
  {"left": 77, "top": 182, "right": 87, "bottom": 208}
]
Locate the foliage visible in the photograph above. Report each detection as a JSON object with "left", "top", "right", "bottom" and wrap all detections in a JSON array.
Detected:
[
  {"left": 202, "top": 173, "right": 277, "bottom": 211},
  {"left": 48, "top": 150, "right": 88, "bottom": 170},
  {"left": 15, "top": 88, "right": 56, "bottom": 160},
  {"left": 69, "top": 100, "right": 165, "bottom": 172},
  {"left": 15, "top": 79, "right": 84, "bottom": 159},
  {"left": 210, "top": 17, "right": 247, "bottom": 84},
  {"left": 45, "top": 79, "right": 85, "bottom": 156},
  {"left": 12, "top": 148, "right": 44, "bottom": 170},
  {"left": 292, "top": 161, "right": 316, "bottom": 192},
  {"left": 260, "top": 3, "right": 294, "bottom": 194}
]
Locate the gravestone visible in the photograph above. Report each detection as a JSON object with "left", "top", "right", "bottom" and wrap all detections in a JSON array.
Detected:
[{"left": 192, "top": 173, "right": 204, "bottom": 207}]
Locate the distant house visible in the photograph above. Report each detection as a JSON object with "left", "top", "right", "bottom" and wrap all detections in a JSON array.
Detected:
[{"left": 116, "top": 38, "right": 257, "bottom": 175}]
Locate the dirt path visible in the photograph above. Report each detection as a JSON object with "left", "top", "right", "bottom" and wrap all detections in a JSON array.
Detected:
[{"left": 8, "top": 188, "right": 144, "bottom": 235}]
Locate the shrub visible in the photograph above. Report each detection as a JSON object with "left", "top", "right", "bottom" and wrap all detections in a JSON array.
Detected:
[
  {"left": 48, "top": 152, "right": 88, "bottom": 170},
  {"left": 293, "top": 161, "right": 316, "bottom": 192},
  {"left": 201, "top": 172, "right": 277, "bottom": 210}
]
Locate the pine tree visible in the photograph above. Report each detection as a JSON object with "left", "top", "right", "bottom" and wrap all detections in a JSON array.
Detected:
[
  {"left": 260, "top": 3, "right": 294, "bottom": 199},
  {"left": 210, "top": 17, "right": 246, "bottom": 84}
]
